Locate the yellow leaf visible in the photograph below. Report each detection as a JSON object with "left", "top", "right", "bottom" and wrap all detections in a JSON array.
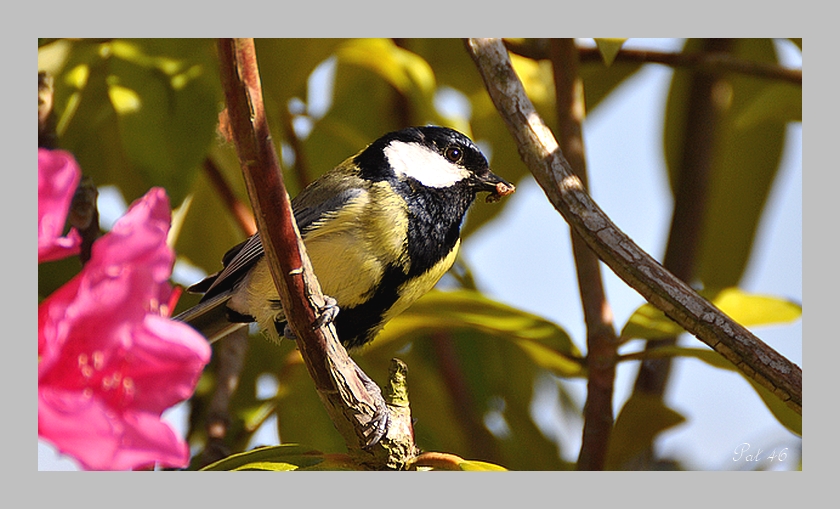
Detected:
[
  {"left": 337, "top": 38, "right": 436, "bottom": 97},
  {"left": 735, "top": 82, "right": 802, "bottom": 128},
  {"left": 510, "top": 53, "right": 555, "bottom": 107},
  {"left": 376, "top": 289, "right": 584, "bottom": 378},
  {"left": 107, "top": 83, "right": 141, "bottom": 114},
  {"left": 200, "top": 444, "right": 326, "bottom": 471},
  {"left": 459, "top": 460, "right": 508, "bottom": 471},
  {"left": 621, "top": 287, "right": 801, "bottom": 341},
  {"left": 713, "top": 287, "right": 802, "bottom": 326},
  {"left": 593, "top": 38, "right": 627, "bottom": 66}
]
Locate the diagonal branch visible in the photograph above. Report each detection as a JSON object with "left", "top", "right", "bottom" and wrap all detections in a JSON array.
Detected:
[
  {"left": 215, "top": 38, "right": 414, "bottom": 465},
  {"left": 464, "top": 38, "right": 802, "bottom": 416}
]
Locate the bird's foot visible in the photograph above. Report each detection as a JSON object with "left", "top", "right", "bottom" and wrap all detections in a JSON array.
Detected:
[
  {"left": 354, "top": 363, "right": 391, "bottom": 448},
  {"left": 278, "top": 296, "right": 340, "bottom": 340}
]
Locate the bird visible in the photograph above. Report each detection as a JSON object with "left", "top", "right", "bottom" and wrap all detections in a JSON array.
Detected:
[{"left": 177, "top": 125, "right": 514, "bottom": 351}]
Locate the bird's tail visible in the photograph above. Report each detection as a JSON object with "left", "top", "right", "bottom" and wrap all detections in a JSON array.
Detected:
[{"left": 174, "top": 291, "right": 247, "bottom": 344}]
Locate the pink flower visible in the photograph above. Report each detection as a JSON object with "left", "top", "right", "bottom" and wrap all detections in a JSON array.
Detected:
[
  {"left": 38, "top": 188, "right": 211, "bottom": 470},
  {"left": 38, "top": 149, "right": 82, "bottom": 263}
]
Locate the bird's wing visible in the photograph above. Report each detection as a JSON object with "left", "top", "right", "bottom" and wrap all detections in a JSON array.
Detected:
[{"left": 194, "top": 184, "right": 366, "bottom": 300}]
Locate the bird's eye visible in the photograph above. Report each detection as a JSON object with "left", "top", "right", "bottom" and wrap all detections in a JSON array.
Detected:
[{"left": 444, "top": 146, "right": 463, "bottom": 163}]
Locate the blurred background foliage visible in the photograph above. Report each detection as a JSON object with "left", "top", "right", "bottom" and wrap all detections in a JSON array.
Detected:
[{"left": 38, "top": 38, "right": 801, "bottom": 470}]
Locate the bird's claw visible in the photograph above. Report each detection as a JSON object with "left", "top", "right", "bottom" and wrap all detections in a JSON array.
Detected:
[
  {"left": 354, "top": 363, "right": 390, "bottom": 448},
  {"left": 312, "top": 296, "right": 339, "bottom": 330},
  {"left": 279, "top": 296, "right": 340, "bottom": 340}
]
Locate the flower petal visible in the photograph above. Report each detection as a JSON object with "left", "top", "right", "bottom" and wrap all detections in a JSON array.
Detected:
[
  {"left": 38, "top": 149, "right": 82, "bottom": 263},
  {"left": 38, "top": 188, "right": 210, "bottom": 470},
  {"left": 38, "top": 388, "right": 189, "bottom": 470}
]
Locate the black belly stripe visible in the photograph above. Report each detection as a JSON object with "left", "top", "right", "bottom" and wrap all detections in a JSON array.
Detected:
[
  {"left": 336, "top": 264, "right": 406, "bottom": 349},
  {"left": 336, "top": 184, "right": 475, "bottom": 349}
]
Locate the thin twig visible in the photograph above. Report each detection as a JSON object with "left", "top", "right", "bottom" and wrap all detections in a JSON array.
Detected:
[
  {"left": 504, "top": 40, "right": 802, "bottom": 85},
  {"left": 195, "top": 328, "right": 250, "bottom": 468},
  {"left": 68, "top": 176, "right": 100, "bottom": 265},
  {"left": 549, "top": 38, "right": 619, "bottom": 471},
  {"left": 464, "top": 38, "right": 802, "bottom": 415},
  {"left": 202, "top": 158, "right": 256, "bottom": 236}
]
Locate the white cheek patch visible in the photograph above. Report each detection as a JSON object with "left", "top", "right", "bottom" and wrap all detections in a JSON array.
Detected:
[{"left": 384, "top": 140, "right": 471, "bottom": 188}]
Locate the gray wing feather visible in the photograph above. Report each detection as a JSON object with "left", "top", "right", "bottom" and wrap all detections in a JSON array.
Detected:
[
  {"left": 192, "top": 185, "right": 365, "bottom": 300},
  {"left": 174, "top": 291, "right": 248, "bottom": 343}
]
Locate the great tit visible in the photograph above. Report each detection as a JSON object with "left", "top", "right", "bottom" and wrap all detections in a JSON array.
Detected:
[{"left": 177, "top": 126, "right": 514, "bottom": 350}]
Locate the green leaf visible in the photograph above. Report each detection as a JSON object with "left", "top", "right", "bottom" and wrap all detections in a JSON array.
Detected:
[
  {"left": 458, "top": 460, "right": 508, "bottom": 471},
  {"left": 593, "top": 38, "right": 627, "bottom": 66},
  {"left": 200, "top": 444, "right": 329, "bottom": 471},
  {"left": 735, "top": 82, "right": 802, "bottom": 127},
  {"left": 41, "top": 39, "right": 222, "bottom": 205},
  {"left": 171, "top": 144, "right": 253, "bottom": 276},
  {"left": 621, "top": 287, "right": 802, "bottom": 341},
  {"left": 370, "top": 332, "right": 574, "bottom": 470},
  {"left": 605, "top": 393, "right": 686, "bottom": 470},
  {"left": 106, "top": 40, "right": 221, "bottom": 202},
  {"left": 272, "top": 347, "right": 350, "bottom": 454},
  {"left": 621, "top": 303, "right": 685, "bottom": 341},
  {"left": 337, "top": 39, "right": 437, "bottom": 103},
  {"left": 745, "top": 379, "right": 801, "bottom": 437},
  {"left": 623, "top": 346, "right": 801, "bottom": 436},
  {"left": 664, "top": 38, "right": 791, "bottom": 287},
  {"left": 300, "top": 39, "right": 449, "bottom": 195},
  {"left": 376, "top": 289, "right": 584, "bottom": 378}
]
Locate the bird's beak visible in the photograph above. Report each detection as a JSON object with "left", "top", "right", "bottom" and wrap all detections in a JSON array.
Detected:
[{"left": 475, "top": 169, "right": 515, "bottom": 203}]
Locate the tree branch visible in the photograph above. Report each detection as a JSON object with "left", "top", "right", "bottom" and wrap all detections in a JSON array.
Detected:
[
  {"left": 68, "top": 176, "right": 100, "bottom": 265},
  {"left": 195, "top": 328, "right": 250, "bottom": 468},
  {"left": 549, "top": 38, "right": 618, "bottom": 471},
  {"left": 215, "top": 38, "right": 415, "bottom": 465},
  {"left": 504, "top": 39, "right": 802, "bottom": 86},
  {"left": 465, "top": 38, "right": 802, "bottom": 415}
]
